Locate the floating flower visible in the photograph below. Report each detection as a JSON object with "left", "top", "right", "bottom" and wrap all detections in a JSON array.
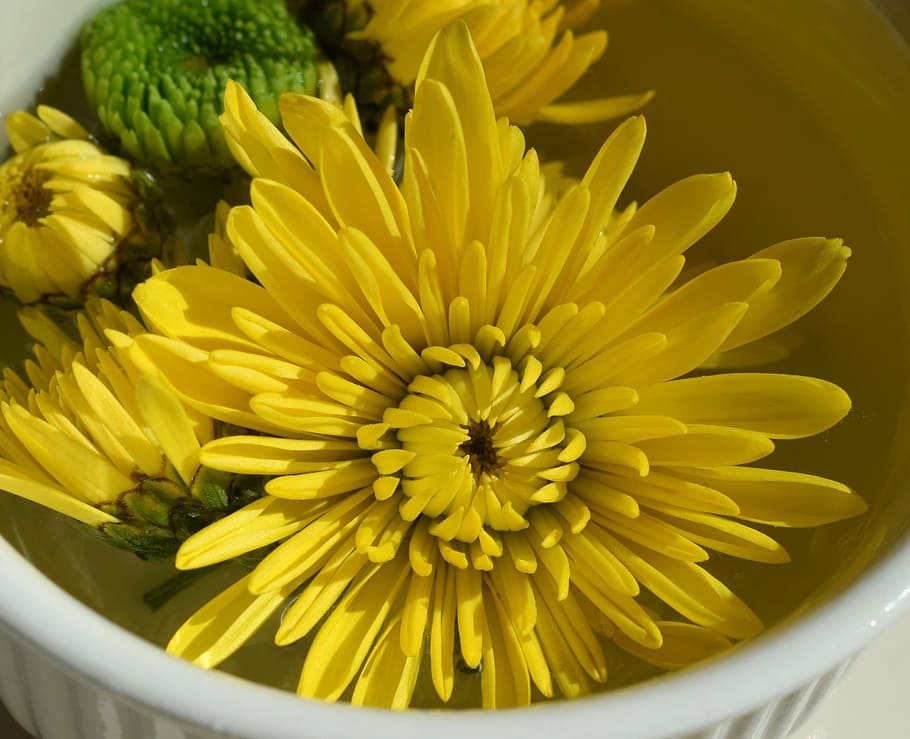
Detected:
[
  {"left": 0, "top": 106, "right": 180, "bottom": 308},
  {"left": 81, "top": 0, "right": 321, "bottom": 172},
  {"left": 0, "top": 298, "right": 258, "bottom": 560},
  {"left": 130, "top": 23, "right": 864, "bottom": 708},
  {"left": 294, "top": 0, "right": 652, "bottom": 126}
]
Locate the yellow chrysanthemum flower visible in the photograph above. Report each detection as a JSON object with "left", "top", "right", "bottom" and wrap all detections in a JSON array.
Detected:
[
  {"left": 130, "top": 23, "right": 864, "bottom": 708},
  {"left": 0, "top": 106, "right": 180, "bottom": 307},
  {"left": 299, "top": 0, "right": 652, "bottom": 125},
  {"left": 0, "top": 298, "right": 243, "bottom": 560}
]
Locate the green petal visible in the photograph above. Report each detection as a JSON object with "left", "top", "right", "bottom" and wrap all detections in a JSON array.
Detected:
[{"left": 81, "top": 0, "right": 319, "bottom": 173}]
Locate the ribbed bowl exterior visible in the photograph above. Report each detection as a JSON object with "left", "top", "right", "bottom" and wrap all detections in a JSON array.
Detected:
[
  {"left": 0, "top": 626, "right": 214, "bottom": 739},
  {"left": 679, "top": 662, "right": 850, "bottom": 739},
  {"left": 0, "top": 622, "right": 849, "bottom": 739}
]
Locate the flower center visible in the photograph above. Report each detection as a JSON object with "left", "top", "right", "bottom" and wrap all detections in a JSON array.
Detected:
[
  {"left": 367, "top": 354, "right": 582, "bottom": 552},
  {"left": 458, "top": 418, "right": 502, "bottom": 481},
  {"left": 0, "top": 153, "right": 53, "bottom": 233}
]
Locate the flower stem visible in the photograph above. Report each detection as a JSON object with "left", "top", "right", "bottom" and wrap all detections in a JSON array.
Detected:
[{"left": 143, "top": 564, "right": 221, "bottom": 611}]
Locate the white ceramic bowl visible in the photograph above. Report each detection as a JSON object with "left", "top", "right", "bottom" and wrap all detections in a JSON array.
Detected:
[{"left": 2, "top": 2, "right": 910, "bottom": 738}]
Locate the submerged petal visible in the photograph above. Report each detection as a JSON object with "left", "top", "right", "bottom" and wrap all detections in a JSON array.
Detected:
[
  {"left": 298, "top": 556, "right": 411, "bottom": 701},
  {"left": 167, "top": 573, "right": 294, "bottom": 669},
  {"left": 632, "top": 374, "right": 851, "bottom": 439},
  {"left": 718, "top": 237, "right": 851, "bottom": 352}
]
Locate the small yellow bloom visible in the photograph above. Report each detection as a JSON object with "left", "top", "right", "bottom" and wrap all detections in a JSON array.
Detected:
[
  {"left": 133, "top": 23, "right": 862, "bottom": 709},
  {"left": 0, "top": 298, "right": 226, "bottom": 559},
  {"left": 307, "top": 0, "right": 652, "bottom": 126},
  {"left": 0, "top": 106, "right": 180, "bottom": 308}
]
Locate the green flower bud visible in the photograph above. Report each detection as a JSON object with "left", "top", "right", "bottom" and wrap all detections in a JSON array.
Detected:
[{"left": 81, "top": 0, "right": 320, "bottom": 174}]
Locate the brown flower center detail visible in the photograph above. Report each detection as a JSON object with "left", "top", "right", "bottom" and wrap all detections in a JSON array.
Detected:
[
  {"left": 0, "top": 156, "right": 53, "bottom": 231},
  {"left": 459, "top": 418, "right": 502, "bottom": 481}
]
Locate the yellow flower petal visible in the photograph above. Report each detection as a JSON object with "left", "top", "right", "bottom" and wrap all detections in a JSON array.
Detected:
[
  {"left": 671, "top": 466, "right": 866, "bottom": 527},
  {"left": 276, "top": 548, "right": 370, "bottom": 645},
  {"left": 264, "top": 459, "right": 377, "bottom": 500},
  {"left": 298, "top": 555, "right": 411, "bottom": 701},
  {"left": 319, "top": 126, "right": 415, "bottom": 262},
  {"left": 617, "top": 302, "right": 749, "bottom": 386},
  {"left": 128, "top": 333, "right": 275, "bottom": 433},
  {"left": 647, "top": 507, "right": 790, "bottom": 564},
  {"left": 480, "top": 588, "right": 532, "bottom": 708},
  {"left": 134, "top": 264, "right": 293, "bottom": 353},
  {"left": 591, "top": 512, "right": 709, "bottom": 563},
  {"left": 6, "top": 111, "right": 54, "bottom": 152},
  {"left": 430, "top": 564, "right": 457, "bottom": 701},
  {"left": 200, "top": 435, "right": 361, "bottom": 475},
  {"left": 407, "top": 78, "right": 470, "bottom": 261},
  {"left": 636, "top": 424, "right": 775, "bottom": 467},
  {"left": 134, "top": 374, "right": 202, "bottom": 485},
  {"left": 251, "top": 491, "right": 373, "bottom": 595},
  {"left": 606, "top": 534, "right": 764, "bottom": 640},
  {"left": 177, "top": 496, "right": 310, "bottom": 570},
  {"left": 538, "top": 90, "right": 656, "bottom": 125},
  {"left": 3, "top": 402, "right": 132, "bottom": 504},
  {"left": 0, "top": 459, "right": 118, "bottom": 526},
  {"left": 416, "top": 22, "right": 503, "bottom": 240},
  {"left": 220, "top": 81, "right": 320, "bottom": 197},
  {"left": 719, "top": 237, "right": 851, "bottom": 352},
  {"left": 351, "top": 617, "right": 421, "bottom": 709},
  {"left": 632, "top": 374, "right": 852, "bottom": 439},
  {"left": 62, "top": 362, "right": 163, "bottom": 478},
  {"left": 617, "top": 172, "right": 737, "bottom": 271},
  {"left": 614, "top": 620, "right": 733, "bottom": 671},
  {"left": 167, "top": 573, "right": 293, "bottom": 669},
  {"left": 36, "top": 105, "right": 91, "bottom": 140},
  {"left": 633, "top": 258, "right": 782, "bottom": 336}
]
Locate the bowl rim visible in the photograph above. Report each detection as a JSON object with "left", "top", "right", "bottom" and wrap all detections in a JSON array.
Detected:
[{"left": 1, "top": 529, "right": 910, "bottom": 739}]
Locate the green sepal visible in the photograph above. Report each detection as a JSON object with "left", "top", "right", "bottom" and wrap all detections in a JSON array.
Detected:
[
  {"left": 192, "top": 466, "right": 233, "bottom": 511},
  {"left": 82, "top": 462, "right": 269, "bottom": 563},
  {"left": 164, "top": 467, "right": 267, "bottom": 541},
  {"left": 117, "top": 477, "right": 186, "bottom": 528},
  {"left": 289, "top": 0, "right": 410, "bottom": 129},
  {"left": 98, "top": 521, "right": 180, "bottom": 561}
]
